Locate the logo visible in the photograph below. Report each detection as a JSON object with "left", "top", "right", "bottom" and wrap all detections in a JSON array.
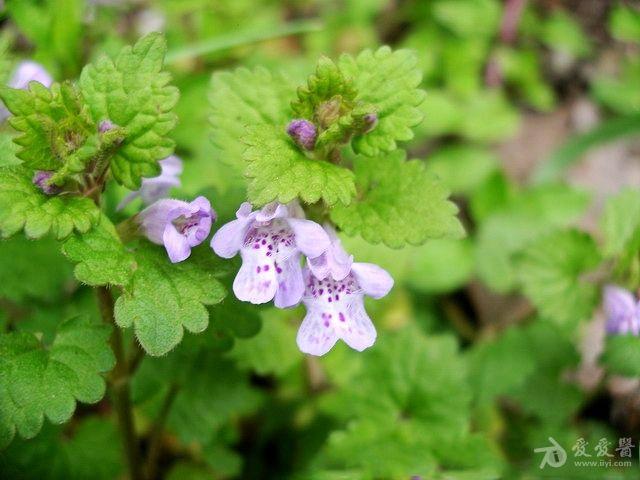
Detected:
[{"left": 534, "top": 437, "right": 567, "bottom": 469}]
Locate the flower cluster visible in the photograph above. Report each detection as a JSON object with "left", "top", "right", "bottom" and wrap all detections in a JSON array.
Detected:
[
  {"left": 212, "top": 207, "right": 393, "bottom": 355},
  {"left": 603, "top": 286, "right": 640, "bottom": 336}
]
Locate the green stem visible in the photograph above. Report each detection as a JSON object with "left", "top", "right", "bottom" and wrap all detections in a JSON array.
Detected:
[
  {"left": 97, "top": 287, "right": 143, "bottom": 480},
  {"left": 165, "top": 20, "right": 322, "bottom": 63},
  {"left": 144, "top": 384, "right": 179, "bottom": 480}
]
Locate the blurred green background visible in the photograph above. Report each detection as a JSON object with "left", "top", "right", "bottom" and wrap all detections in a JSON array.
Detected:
[{"left": 1, "top": 0, "right": 640, "bottom": 479}]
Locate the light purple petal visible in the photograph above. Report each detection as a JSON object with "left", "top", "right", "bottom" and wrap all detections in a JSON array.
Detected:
[
  {"left": 274, "top": 255, "right": 305, "bottom": 308},
  {"left": 256, "top": 202, "right": 288, "bottom": 222},
  {"left": 287, "top": 218, "right": 330, "bottom": 258},
  {"left": 351, "top": 263, "right": 393, "bottom": 299},
  {"left": 139, "top": 199, "right": 187, "bottom": 244},
  {"left": 233, "top": 248, "right": 278, "bottom": 304},
  {"left": 296, "top": 306, "right": 339, "bottom": 356},
  {"left": 604, "top": 285, "right": 640, "bottom": 335},
  {"left": 236, "top": 202, "right": 254, "bottom": 219},
  {"left": 9, "top": 61, "right": 53, "bottom": 89},
  {"left": 340, "top": 300, "right": 377, "bottom": 352},
  {"left": 308, "top": 224, "right": 353, "bottom": 281},
  {"left": 162, "top": 224, "right": 191, "bottom": 263},
  {"left": 211, "top": 217, "right": 252, "bottom": 258},
  {"left": 159, "top": 155, "right": 183, "bottom": 177}
]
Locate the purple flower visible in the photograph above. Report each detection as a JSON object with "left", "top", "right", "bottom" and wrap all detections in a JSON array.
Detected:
[
  {"left": 603, "top": 286, "right": 640, "bottom": 336},
  {"left": 287, "top": 119, "right": 317, "bottom": 151},
  {"left": 9, "top": 61, "right": 53, "bottom": 90},
  {"left": 139, "top": 196, "right": 214, "bottom": 263},
  {"left": 1, "top": 61, "right": 53, "bottom": 122},
  {"left": 297, "top": 226, "right": 393, "bottom": 356},
  {"left": 32, "top": 170, "right": 59, "bottom": 195},
  {"left": 117, "top": 155, "right": 183, "bottom": 211},
  {"left": 211, "top": 202, "right": 330, "bottom": 308}
]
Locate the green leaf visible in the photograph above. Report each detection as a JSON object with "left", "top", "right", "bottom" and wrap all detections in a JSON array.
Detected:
[
  {"left": 243, "top": 125, "right": 355, "bottom": 206},
  {"left": 425, "top": 145, "right": 498, "bottom": 195},
  {"left": 338, "top": 47, "right": 425, "bottom": 156},
  {"left": 226, "top": 308, "right": 299, "bottom": 376},
  {"left": 0, "top": 131, "right": 22, "bottom": 168},
  {"left": 0, "top": 236, "right": 73, "bottom": 303},
  {"left": 114, "top": 245, "right": 227, "bottom": 356},
  {"left": 517, "top": 230, "right": 601, "bottom": 325},
  {"left": 330, "top": 151, "right": 464, "bottom": 248},
  {"left": 0, "top": 316, "right": 115, "bottom": 448},
  {"left": 601, "top": 335, "right": 640, "bottom": 377},
  {"left": 609, "top": 4, "right": 640, "bottom": 42},
  {"left": 209, "top": 66, "right": 292, "bottom": 173},
  {"left": 432, "top": 0, "right": 501, "bottom": 37},
  {"left": 539, "top": 11, "right": 591, "bottom": 58},
  {"left": 79, "top": 33, "right": 179, "bottom": 189},
  {"left": 319, "top": 327, "right": 502, "bottom": 478},
  {"left": 600, "top": 188, "right": 640, "bottom": 258},
  {"left": 62, "top": 215, "right": 136, "bottom": 287},
  {"left": 476, "top": 184, "right": 589, "bottom": 292},
  {"left": 132, "top": 335, "right": 262, "bottom": 444},
  {"left": 0, "top": 81, "right": 93, "bottom": 172},
  {"left": 292, "top": 55, "right": 357, "bottom": 121},
  {"left": 0, "top": 416, "right": 124, "bottom": 480},
  {"left": 591, "top": 60, "right": 640, "bottom": 115},
  {"left": 0, "top": 166, "right": 100, "bottom": 240}
]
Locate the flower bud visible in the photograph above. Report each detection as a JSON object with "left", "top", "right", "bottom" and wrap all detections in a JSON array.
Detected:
[
  {"left": 98, "top": 119, "right": 116, "bottom": 133},
  {"left": 287, "top": 119, "right": 317, "bottom": 151},
  {"left": 32, "top": 170, "right": 59, "bottom": 195},
  {"left": 362, "top": 112, "right": 378, "bottom": 133}
]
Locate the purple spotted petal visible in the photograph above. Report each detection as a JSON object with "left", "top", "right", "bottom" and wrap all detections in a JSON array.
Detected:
[
  {"left": 211, "top": 216, "right": 255, "bottom": 259},
  {"left": 273, "top": 255, "right": 305, "bottom": 308},
  {"left": 308, "top": 224, "right": 353, "bottom": 281},
  {"left": 233, "top": 248, "right": 278, "bottom": 304},
  {"left": 604, "top": 285, "right": 640, "bottom": 335},
  {"left": 351, "top": 263, "right": 393, "bottom": 299},
  {"left": 297, "top": 268, "right": 376, "bottom": 356}
]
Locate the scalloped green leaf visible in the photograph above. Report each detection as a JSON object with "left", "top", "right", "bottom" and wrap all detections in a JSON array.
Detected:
[
  {"left": 114, "top": 245, "right": 227, "bottom": 356},
  {"left": 330, "top": 151, "right": 464, "bottom": 248},
  {"left": 209, "top": 67, "right": 292, "bottom": 172},
  {"left": 338, "top": 47, "right": 425, "bottom": 156},
  {"left": 0, "top": 166, "right": 100, "bottom": 240},
  {"left": 62, "top": 215, "right": 136, "bottom": 287},
  {"left": 0, "top": 317, "right": 115, "bottom": 449},
  {"left": 517, "top": 229, "right": 602, "bottom": 325},
  {"left": 79, "top": 33, "right": 179, "bottom": 189},
  {"left": 243, "top": 125, "right": 355, "bottom": 207}
]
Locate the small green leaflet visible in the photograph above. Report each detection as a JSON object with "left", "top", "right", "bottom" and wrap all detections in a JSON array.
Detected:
[
  {"left": 209, "top": 67, "right": 292, "bottom": 173},
  {"left": 62, "top": 215, "right": 136, "bottom": 287},
  {"left": 79, "top": 33, "right": 179, "bottom": 189},
  {"left": 338, "top": 47, "right": 425, "bottom": 156},
  {"left": 330, "top": 151, "right": 464, "bottom": 248},
  {"left": 243, "top": 125, "right": 356, "bottom": 206},
  {"left": 601, "top": 335, "right": 640, "bottom": 377},
  {"left": 0, "top": 316, "right": 115, "bottom": 449},
  {"left": 0, "top": 166, "right": 100, "bottom": 239},
  {"left": 517, "top": 229, "right": 602, "bottom": 325},
  {"left": 0, "top": 81, "right": 93, "bottom": 172},
  {"left": 600, "top": 188, "right": 640, "bottom": 258},
  {"left": 114, "top": 245, "right": 227, "bottom": 356}
]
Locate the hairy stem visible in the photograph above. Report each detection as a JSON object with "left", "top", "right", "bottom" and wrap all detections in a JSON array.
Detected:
[
  {"left": 97, "top": 287, "right": 143, "bottom": 480},
  {"left": 145, "top": 383, "right": 179, "bottom": 480}
]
